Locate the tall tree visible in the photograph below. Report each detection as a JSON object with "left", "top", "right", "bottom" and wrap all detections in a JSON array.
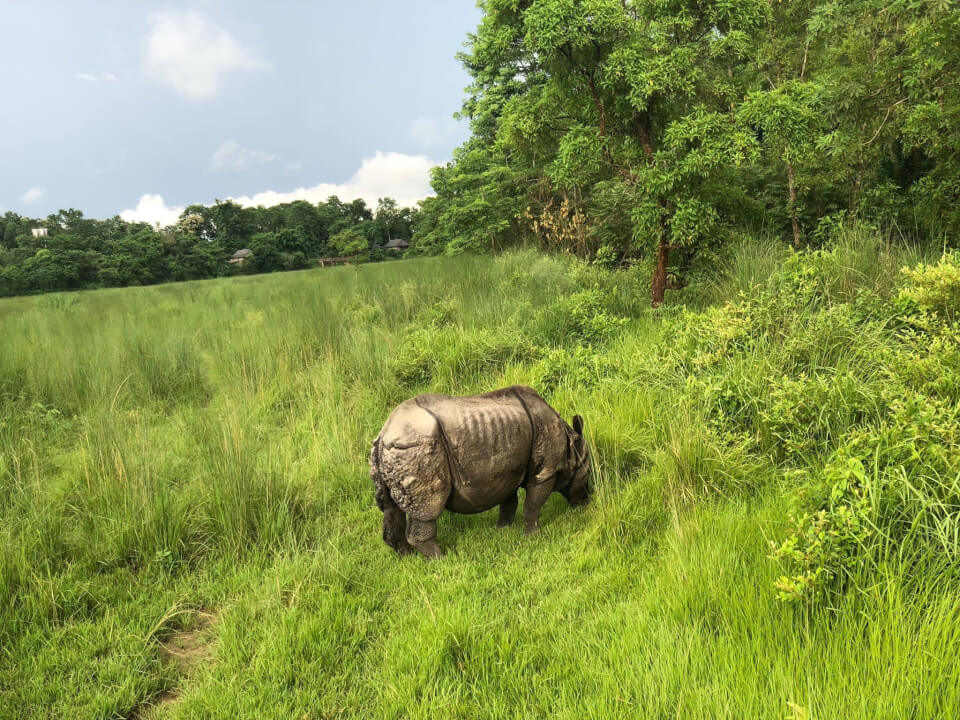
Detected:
[{"left": 436, "top": 0, "right": 769, "bottom": 305}]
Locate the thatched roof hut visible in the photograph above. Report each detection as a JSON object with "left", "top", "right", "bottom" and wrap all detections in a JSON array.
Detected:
[
  {"left": 384, "top": 237, "right": 410, "bottom": 250},
  {"left": 229, "top": 248, "right": 252, "bottom": 265}
]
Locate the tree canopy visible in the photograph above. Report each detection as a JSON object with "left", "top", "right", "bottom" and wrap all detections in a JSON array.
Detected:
[{"left": 413, "top": 0, "right": 960, "bottom": 305}]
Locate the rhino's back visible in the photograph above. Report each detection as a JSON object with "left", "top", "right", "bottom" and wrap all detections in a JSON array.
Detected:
[
  {"left": 418, "top": 393, "right": 532, "bottom": 461},
  {"left": 376, "top": 389, "right": 535, "bottom": 515},
  {"left": 416, "top": 391, "right": 533, "bottom": 512}
]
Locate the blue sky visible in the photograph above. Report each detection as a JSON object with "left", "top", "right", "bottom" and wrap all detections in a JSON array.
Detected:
[{"left": 0, "top": 1, "right": 480, "bottom": 224}]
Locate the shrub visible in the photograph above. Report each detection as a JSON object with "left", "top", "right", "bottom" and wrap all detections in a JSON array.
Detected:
[
  {"left": 770, "top": 456, "right": 874, "bottom": 603},
  {"left": 886, "top": 327, "right": 960, "bottom": 401},
  {"left": 391, "top": 325, "right": 539, "bottom": 389},
  {"left": 897, "top": 251, "right": 960, "bottom": 324},
  {"left": 534, "top": 288, "right": 628, "bottom": 347},
  {"left": 667, "top": 245, "right": 960, "bottom": 602},
  {"left": 772, "top": 394, "right": 960, "bottom": 602},
  {"left": 415, "top": 297, "right": 459, "bottom": 328},
  {"left": 755, "top": 370, "right": 885, "bottom": 461},
  {"left": 668, "top": 302, "right": 757, "bottom": 369},
  {"left": 532, "top": 346, "right": 616, "bottom": 395}
]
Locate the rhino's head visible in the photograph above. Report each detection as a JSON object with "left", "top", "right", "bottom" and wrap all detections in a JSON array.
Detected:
[{"left": 560, "top": 415, "right": 591, "bottom": 506}]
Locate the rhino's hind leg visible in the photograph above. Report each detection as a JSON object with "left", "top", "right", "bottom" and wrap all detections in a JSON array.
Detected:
[
  {"left": 497, "top": 490, "right": 518, "bottom": 527},
  {"left": 407, "top": 518, "right": 444, "bottom": 559},
  {"left": 382, "top": 505, "right": 413, "bottom": 555}
]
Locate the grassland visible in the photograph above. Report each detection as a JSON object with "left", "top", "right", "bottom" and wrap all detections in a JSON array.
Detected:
[{"left": 2, "top": 238, "right": 959, "bottom": 719}]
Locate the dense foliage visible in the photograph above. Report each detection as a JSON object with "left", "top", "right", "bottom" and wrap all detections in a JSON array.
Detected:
[
  {"left": 414, "top": 0, "right": 960, "bottom": 305},
  {"left": 677, "top": 240, "right": 960, "bottom": 601},
  {"left": 0, "top": 197, "right": 416, "bottom": 297}
]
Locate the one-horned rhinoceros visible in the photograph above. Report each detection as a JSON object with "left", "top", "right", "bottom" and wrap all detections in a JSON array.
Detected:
[{"left": 370, "top": 385, "right": 591, "bottom": 557}]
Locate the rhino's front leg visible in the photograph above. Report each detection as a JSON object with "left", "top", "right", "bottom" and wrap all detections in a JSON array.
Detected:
[
  {"left": 497, "top": 490, "right": 518, "bottom": 527},
  {"left": 522, "top": 474, "right": 555, "bottom": 535},
  {"left": 407, "top": 518, "right": 444, "bottom": 559}
]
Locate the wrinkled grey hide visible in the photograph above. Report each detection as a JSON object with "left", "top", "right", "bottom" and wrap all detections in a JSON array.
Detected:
[{"left": 370, "top": 385, "right": 591, "bottom": 558}]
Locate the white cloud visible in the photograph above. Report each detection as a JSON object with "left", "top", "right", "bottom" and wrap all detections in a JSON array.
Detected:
[
  {"left": 20, "top": 187, "right": 45, "bottom": 205},
  {"left": 76, "top": 72, "right": 118, "bottom": 83},
  {"left": 284, "top": 161, "right": 303, "bottom": 175},
  {"left": 210, "top": 140, "right": 276, "bottom": 171},
  {"left": 119, "top": 151, "right": 434, "bottom": 228},
  {"left": 119, "top": 194, "right": 185, "bottom": 228},
  {"left": 411, "top": 114, "right": 461, "bottom": 149},
  {"left": 144, "top": 10, "right": 265, "bottom": 100},
  {"left": 227, "top": 151, "right": 435, "bottom": 209}
]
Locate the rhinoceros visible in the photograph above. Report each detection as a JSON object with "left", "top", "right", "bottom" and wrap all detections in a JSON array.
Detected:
[{"left": 369, "top": 385, "right": 591, "bottom": 557}]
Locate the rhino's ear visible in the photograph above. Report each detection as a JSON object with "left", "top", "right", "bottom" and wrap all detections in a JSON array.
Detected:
[{"left": 572, "top": 415, "right": 584, "bottom": 435}]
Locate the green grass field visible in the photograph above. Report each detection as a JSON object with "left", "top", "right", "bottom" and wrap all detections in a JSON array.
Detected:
[{"left": 2, "top": 242, "right": 959, "bottom": 719}]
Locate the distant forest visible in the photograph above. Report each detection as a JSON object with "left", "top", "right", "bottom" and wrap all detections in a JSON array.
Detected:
[{"left": 0, "top": 197, "right": 417, "bottom": 297}]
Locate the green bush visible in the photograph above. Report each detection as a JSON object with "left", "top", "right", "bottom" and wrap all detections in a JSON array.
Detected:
[
  {"left": 391, "top": 325, "right": 539, "bottom": 389},
  {"left": 532, "top": 346, "right": 616, "bottom": 395},
  {"left": 772, "top": 394, "right": 960, "bottom": 602},
  {"left": 770, "top": 456, "right": 874, "bottom": 603},
  {"left": 534, "top": 287, "right": 628, "bottom": 347},
  {"left": 664, "top": 243, "right": 960, "bottom": 602},
  {"left": 755, "top": 370, "right": 884, "bottom": 461},
  {"left": 897, "top": 251, "right": 960, "bottom": 324}
]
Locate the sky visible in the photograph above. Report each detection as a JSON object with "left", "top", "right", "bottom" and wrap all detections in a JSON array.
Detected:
[{"left": 0, "top": 1, "right": 481, "bottom": 225}]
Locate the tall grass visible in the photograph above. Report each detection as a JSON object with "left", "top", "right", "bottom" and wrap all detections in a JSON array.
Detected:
[{"left": 1, "top": 239, "right": 958, "bottom": 718}]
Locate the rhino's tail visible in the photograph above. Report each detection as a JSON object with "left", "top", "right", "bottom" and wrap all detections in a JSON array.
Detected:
[{"left": 370, "top": 435, "right": 391, "bottom": 511}]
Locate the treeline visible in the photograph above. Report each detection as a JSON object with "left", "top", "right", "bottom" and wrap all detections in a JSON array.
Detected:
[
  {"left": 0, "top": 197, "right": 417, "bottom": 297},
  {"left": 413, "top": 0, "right": 960, "bottom": 304}
]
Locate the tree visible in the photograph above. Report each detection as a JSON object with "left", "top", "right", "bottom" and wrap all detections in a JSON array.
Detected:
[
  {"left": 374, "top": 197, "right": 414, "bottom": 246},
  {"left": 439, "top": 0, "right": 768, "bottom": 305},
  {"left": 738, "top": 0, "right": 828, "bottom": 246},
  {"left": 101, "top": 229, "right": 170, "bottom": 286},
  {"left": 206, "top": 200, "right": 256, "bottom": 251},
  {"left": 246, "top": 233, "right": 284, "bottom": 273},
  {"left": 428, "top": 141, "right": 530, "bottom": 255},
  {"left": 330, "top": 227, "right": 369, "bottom": 259},
  {"left": 1, "top": 212, "right": 27, "bottom": 249}
]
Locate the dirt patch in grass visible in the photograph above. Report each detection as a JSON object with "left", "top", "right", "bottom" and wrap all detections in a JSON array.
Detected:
[{"left": 130, "top": 610, "right": 218, "bottom": 719}]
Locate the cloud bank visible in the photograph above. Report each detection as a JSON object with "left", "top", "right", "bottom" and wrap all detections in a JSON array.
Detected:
[
  {"left": 120, "top": 151, "right": 435, "bottom": 227},
  {"left": 144, "top": 10, "right": 265, "bottom": 99},
  {"left": 119, "top": 194, "right": 185, "bottom": 227},
  {"left": 227, "top": 151, "right": 434, "bottom": 209}
]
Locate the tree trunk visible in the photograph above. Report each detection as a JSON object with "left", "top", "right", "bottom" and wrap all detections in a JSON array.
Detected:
[
  {"left": 651, "top": 239, "right": 670, "bottom": 308},
  {"left": 787, "top": 161, "right": 800, "bottom": 247},
  {"left": 849, "top": 161, "right": 864, "bottom": 216},
  {"left": 587, "top": 73, "right": 606, "bottom": 137}
]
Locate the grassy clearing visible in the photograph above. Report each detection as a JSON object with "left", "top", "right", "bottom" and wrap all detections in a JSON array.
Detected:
[{"left": 2, "top": 239, "right": 959, "bottom": 719}]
